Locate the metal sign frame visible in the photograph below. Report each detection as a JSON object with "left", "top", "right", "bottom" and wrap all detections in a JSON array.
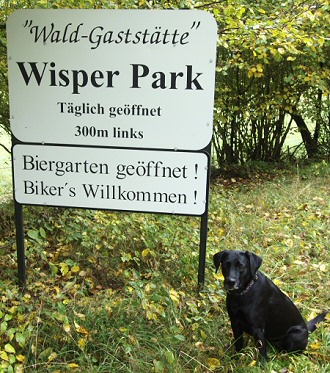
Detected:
[{"left": 7, "top": 9, "right": 216, "bottom": 290}]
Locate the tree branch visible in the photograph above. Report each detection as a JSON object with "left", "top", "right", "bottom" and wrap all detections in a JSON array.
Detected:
[
  {"left": 0, "top": 142, "right": 11, "bottom": 154},
  {"left": 194, "top": 1, "right": 225, "bottom": 9}
]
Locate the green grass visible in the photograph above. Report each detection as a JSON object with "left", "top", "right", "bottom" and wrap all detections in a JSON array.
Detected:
[{"left": 0, "top": 161, "right": 329, "bottom": 372}]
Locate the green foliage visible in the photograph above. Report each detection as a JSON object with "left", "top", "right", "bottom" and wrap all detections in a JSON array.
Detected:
[
  {"left": 211, "top": 0, "right": 330, "bottom": 163},
  {"left": 1, "top": 163, "right": 330, "bottom": 372},
  {"left": 1, "top": 1, "right": 330, "bottom": 162}
]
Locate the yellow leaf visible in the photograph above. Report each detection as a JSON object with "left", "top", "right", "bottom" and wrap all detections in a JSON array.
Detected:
[
  {"left": 63, "top": 323, "right": 71, "bottom": 333},
  {"left": 78, "top": 338, "right": 86, "bottom": 350},
  {"left": 0, "top": 351, "right": 9, "bottom": 361},
  {"left": 256, "top": 64, "right": 263, "bottom": 73},
  {"left": 129, "top": 334, "right": 138, "bottom": 346},
  {"left": 142, "top": 248, "right": 151, "bottom": 257},
  {"left": 273, "top": 278, "right": 282, "bottom": 286},
  {"left": 310, "top": 342, "right": 321, "bottom": 350},
  {"left": 60, "top": 262, "right": 69, "bottom": 276},
  {"left": 71, "top": 265, "right": 80, "bottom": 273},
  {"left": 219, "top": 228, "right": 226, "bottom": 236},
  {"left": 192, "top": 323, "right": 199, "bottom": 331},
  {"left": 195, "top": 341, "right": 204, "bottom": 350},
  {"left": 74, "top": 311, "right": 86, "bottom": 320},
  {"left": 308, "top": 311, "right": 317, "bottom": 321},
  {"left": 5, "top": 343, "right": 16, "bottom": 354},
  {"left": 16, "top": 354, "right": 26, "bottom": 363},
  {"left": 169, "top": 288, "right": 180, "bottom": 305},
  {"left": 74, "top": 321, "right": 89, "bottom": 336},
  {"left": 145, "top": 283, "right": 152, "bottom": 293},
  {"left": 48, "top": 352, "right": 58, "bottom": 362},
  {"left": 214, "top": 272, "right": 224, "bottom": 281},
  {"left": 67, "top": 363, "right": 79, "bottom": 368},
  {"left": 206, "top": 357, "right": 221, "bottom": 369}
]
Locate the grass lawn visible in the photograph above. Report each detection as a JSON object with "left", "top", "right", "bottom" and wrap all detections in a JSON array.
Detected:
[{"left": 0, "top": 142, "right": 329, "bottom": 372}]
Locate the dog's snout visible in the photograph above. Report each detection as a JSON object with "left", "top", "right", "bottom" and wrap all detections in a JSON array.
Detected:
[{"left": 225, "top": 277, "right": 237, "bottom": 289}]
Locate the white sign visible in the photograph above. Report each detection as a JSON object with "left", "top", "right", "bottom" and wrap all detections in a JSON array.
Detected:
[
  {"left": 13, "top": 144, "right": 209, "bottom": 215},
  {"left": 7, "top": 10, "right": 217, "bottom": 151}
]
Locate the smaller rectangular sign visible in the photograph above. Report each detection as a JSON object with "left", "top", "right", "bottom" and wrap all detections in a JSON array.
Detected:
[{"left": 13, "top": 144, "right": 209, "bottom": 215}]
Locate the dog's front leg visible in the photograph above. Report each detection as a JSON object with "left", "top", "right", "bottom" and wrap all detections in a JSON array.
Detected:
[
  {"left": 252, "top": 329, "right": 268, "bottom": 360},
  {"left": 230, "top": 319, "right": 244, "bottom": 352}
]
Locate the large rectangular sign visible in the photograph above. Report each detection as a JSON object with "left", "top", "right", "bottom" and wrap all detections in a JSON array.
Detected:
[
  {"left": 7, "top": 10, "right": 217, "bottom": 151},
  {"left": 13, "top": 144, "right": 209, "bottom": 215}
]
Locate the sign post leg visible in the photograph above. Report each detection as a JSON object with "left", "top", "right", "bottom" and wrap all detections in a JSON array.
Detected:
[
  {"left": 14, "top": 201, "right": 26, "bottom": 290},
  {"left": 198, "top": 209, "right": 208, "bottom": 290},
  {"left": 197, "top": 143, "right": 211, "bottom": 290}
]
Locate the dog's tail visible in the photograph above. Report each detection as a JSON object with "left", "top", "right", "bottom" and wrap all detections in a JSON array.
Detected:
[{"left": 307, "top": 311, "right": 328, "bottom": 333}]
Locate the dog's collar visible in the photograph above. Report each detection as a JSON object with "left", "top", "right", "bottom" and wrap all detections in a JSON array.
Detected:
[{"left": 236, "top": 274, "right": 258, "bottom": 296}]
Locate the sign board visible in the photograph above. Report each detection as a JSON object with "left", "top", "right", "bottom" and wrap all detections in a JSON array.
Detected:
[
  {"left": 13, "top": 144, "right": 209, "bottom": 215},
  {"left": 7, "top": 10, "right": 217, "bottom": 151},
  {"left": 8, "top": 9, "right": 217, "bottom": 287}
]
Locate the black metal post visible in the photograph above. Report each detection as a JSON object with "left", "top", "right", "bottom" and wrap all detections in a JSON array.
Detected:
[
  {"left": 198, "top": 208, "right": 209, "bottom": 289},
  {"left": 197, "top": 142, "right": 211, "bottom": 290},
  {"left": 14, "top": 200, "right": 26, "bottom": 290}
]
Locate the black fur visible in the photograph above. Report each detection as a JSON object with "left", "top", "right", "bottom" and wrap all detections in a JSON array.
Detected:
[{"left": 213, "top": 250, "right": 327, "bottom": 360}]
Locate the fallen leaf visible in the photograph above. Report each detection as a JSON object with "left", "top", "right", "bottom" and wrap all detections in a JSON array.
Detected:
[
  {"left": 16, "top": 355, "right": 26, "bottom": 363},
  {"left": 4, "top": 343, "right": 15, "bottom": 354},
  {"left": 74, "top": 321, "right": 89, "bottom": 336},
  {"left": 0, "top": 351, "right": 9, "bottom": 362},
  {"left": 63, "top": 323, "right": 71, "bottom": 333},
  {"left": 206, "top": 357, "right": 221, "bottom": 369},
  {"left": 67, "top": 363, "right": 79, "bottom": 368},
  {"left": 310, "top": 342, "right": 321, "bottom": 350},
  {"left": 78, "top": 338, "right": 86, "bottom": 350}
]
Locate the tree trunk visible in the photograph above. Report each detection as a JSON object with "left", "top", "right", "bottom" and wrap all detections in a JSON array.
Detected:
[{"left": 291, "top": 113, "right": 318, "bottom": 158}]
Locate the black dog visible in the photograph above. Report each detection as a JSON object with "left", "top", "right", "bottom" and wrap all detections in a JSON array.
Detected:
[{"left": 213, "top": 250, "right": 327, "bottom": 360}]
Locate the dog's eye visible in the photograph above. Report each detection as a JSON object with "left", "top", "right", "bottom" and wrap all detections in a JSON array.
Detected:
[{"left": 237, "top": 262, "right": 244, "bottom": 270}]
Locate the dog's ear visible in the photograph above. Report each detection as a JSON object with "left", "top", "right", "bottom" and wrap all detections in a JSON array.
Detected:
[
  {"left": 245, "top": 251, "right": 262, "bottom": 277},
  {"left": 213, "top": 251, "right": 228, "bottom": 273}
]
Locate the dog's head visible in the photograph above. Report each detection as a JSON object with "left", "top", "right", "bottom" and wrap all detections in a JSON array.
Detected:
[{"left": 213, "top": 250, "right": 262, "bottom": 292}]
